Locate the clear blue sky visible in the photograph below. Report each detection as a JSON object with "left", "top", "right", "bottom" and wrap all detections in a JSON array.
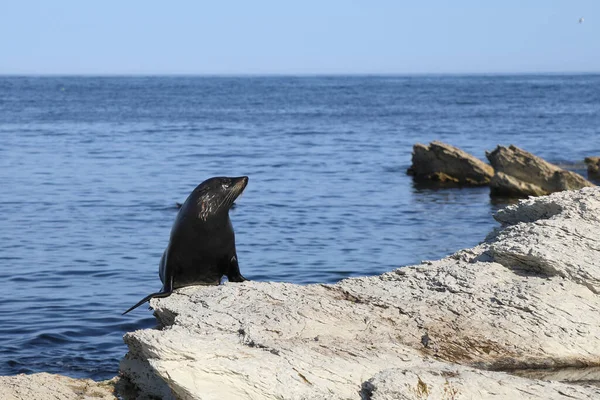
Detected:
[{"left": 1, "top": 1, "right": 598, "bottom": 75}]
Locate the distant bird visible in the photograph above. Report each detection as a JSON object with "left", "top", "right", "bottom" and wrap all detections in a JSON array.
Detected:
[{"left": 579, "top": 17, "right": 584, "bottom": 24}]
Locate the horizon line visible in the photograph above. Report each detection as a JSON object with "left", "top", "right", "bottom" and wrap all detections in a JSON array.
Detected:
[{"left": 1, "top": 71, "right": 599, "bottom": 78}]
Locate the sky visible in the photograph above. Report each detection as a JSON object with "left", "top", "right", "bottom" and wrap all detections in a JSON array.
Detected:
[{"left": 0, "top": 1, "right": 598, "bottom": 75}]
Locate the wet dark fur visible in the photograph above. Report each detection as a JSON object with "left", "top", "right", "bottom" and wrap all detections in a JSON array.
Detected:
[{"left": 123, "top": 176, "right": 248, "bottom": 314}]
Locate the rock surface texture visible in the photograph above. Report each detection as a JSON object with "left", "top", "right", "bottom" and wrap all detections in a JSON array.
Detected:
[
  {"left": 121, "top": 187, "right": 600, "bottom": 399},
  {"left": 0, "top": 373, "right": 119, "bottom": 400},
  {"left": 361, "top": 364, "right": 600, "bottom": 400},
  {"left": 407, "top": 141, "right": 494, "bottom": 185},
  {"left": 487, "top": 145, "right": 594, "bottom": 197}
]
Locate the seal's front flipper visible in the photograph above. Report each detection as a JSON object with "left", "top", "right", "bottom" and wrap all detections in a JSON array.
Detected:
[
  {"left": 226, "top": 254, "right": 247, "bottom": 282},
  {"left": 122, "top": 276, "right": 174, "bottom": 315}
]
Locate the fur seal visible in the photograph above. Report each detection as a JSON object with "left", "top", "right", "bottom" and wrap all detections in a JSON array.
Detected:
[{"left": 123, "top": 176, "right": 249, "bottom": 314}]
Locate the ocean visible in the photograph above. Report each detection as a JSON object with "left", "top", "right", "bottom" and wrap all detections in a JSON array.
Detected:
[{"left": 0, "top": 75, "right": 598, "bottom": 380}]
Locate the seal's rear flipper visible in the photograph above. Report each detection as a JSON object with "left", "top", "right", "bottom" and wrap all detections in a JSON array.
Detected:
[
  {"left": 123, "top": 275, "right": 174, "bottom": 315},
  {"left": 122, "top": 291, "right": 172, "bottom": 315}
]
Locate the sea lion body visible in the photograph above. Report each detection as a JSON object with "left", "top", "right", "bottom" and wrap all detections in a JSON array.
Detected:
[
  {"left": 123, "top": 176, "right": 248, "bottom": 314},
  {"left": 159, "top": 206, "right": 240, "bottom": 287}
]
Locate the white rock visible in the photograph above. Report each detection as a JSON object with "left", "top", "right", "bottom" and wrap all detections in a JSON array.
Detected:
[
  {"left": 362, "top": 364, "right": 600, "bottom": 400},
  {"left": 121, "top": 188, "right": 600, "bottom": 399},
  {"left": 0, "top": 373, "right": 118, "bottom": 400}
]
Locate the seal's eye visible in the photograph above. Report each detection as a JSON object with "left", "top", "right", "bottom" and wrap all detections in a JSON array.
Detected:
[{"left": 221, "top": 180, "right": 231, "bottom": 190}]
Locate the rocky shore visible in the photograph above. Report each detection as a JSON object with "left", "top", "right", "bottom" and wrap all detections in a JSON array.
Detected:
[
  {"left": 0, "top": 373, "right": 120, "bottom": 400},
  {"left": 119, "top": 188, "right": 600, "bottom": 399},
  {"left": 3, "top": 188, "right": 600, "bottom": 399}
]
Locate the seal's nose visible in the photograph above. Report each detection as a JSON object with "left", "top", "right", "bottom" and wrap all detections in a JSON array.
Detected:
[{"left": 233, "top": 176, "right": 249, "bottom": 190}]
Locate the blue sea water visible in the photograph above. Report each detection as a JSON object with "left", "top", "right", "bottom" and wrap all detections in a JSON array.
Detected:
[{"left": 0, "top": 75, "right": 599, "bottom": 380}]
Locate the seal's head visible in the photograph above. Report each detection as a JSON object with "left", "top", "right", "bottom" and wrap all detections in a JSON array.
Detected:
[{"left": 192, "top": 176, "right": 248, "bottom": 220}]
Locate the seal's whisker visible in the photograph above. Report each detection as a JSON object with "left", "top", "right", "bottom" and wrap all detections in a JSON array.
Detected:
[{"left": 218, "top": 189, "right": 236, "bottom": 211}]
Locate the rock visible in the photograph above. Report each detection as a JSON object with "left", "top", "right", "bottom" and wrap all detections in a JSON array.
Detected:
[
  {"left": 486, "top": 145, "right": 594, "bottom": 197},
  {"left": 585, "top": 157, "right": 600, "bottom": 177},
  {"left": 121, "top": 187, "right": 600, "bottom": 399},
  {"left": 407, "top": 141, "right": 494, "bottom": 185},
  {"left": 488, "top": 171, "right": 548, "bottom": 197},
  {"left": 0, "top": 373, "right": 119, "bottom": 400},
  {"left": 361, "top": 365, "right": 600, "bottom": 400}
]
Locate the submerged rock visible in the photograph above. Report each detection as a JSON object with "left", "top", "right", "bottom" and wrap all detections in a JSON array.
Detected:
[
  {"left": 585, "top": 156, "right": 600, "bottom": 177},
  {"left": 407, "top": 141, "right": 494, "bottom": 185},
  {"left": 0, "top": 373, "right": 119, "bottom": 400},
  {"left": 122, "top": 188, "right": 600, "bottom": 399},
  {"left": 487, "top": 145, "right": 594, "bottom": 197}
]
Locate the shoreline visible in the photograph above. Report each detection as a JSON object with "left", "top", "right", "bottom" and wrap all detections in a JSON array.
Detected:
[
  {"left": 3, "top": 188, "right": 600, "bottom": 399},
  {"left": 123, "top": 187, "right": 600, "bottom": 398}
]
